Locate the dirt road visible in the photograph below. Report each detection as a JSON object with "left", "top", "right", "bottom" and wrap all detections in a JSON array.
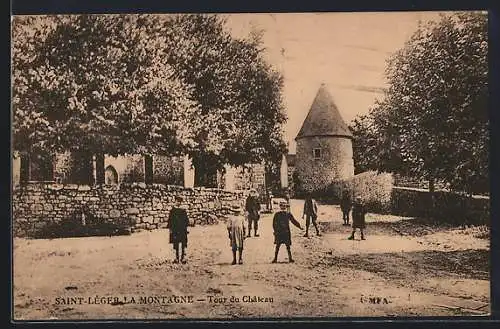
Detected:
[{"left": 13, "top": 200, "right": 490, "bottom": 320}]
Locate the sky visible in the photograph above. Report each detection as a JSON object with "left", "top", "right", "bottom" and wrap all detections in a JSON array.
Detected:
[{"left": 224, "top": 12, "right": 449, "bottom": 153}]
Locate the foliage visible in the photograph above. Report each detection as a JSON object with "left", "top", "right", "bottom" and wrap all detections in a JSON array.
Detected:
[
  {"left": 12, "top": 14, "right": 288, "bottom": 184},
  {"left": 313, "top": 171, "right": 393, "bottom": 214},
  {"left": 162, "top": 14, "right": 288, "bottom": 183},
  {"left": 12, "top": 15, "right": 199, "bottom": 157},
  {"left": 349, "top": 12, "right": 488, "bottom": 194}
]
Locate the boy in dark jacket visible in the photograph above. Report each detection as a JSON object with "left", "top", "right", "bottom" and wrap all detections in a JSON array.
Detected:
[
  {"left": 272, "top": 201, "right": 303, "bottom": 263},
  {"left": 348, "top": 197, "right": 367, "bottom": 240},
  {"left": 167, "top": 196, "right": 190, "bottom": 263},
  {"left": 302, "top": 195, "right": 321, "bottom": 237},
  {"left": 245, "top": 189, "right": 261, "bottom": 237}
]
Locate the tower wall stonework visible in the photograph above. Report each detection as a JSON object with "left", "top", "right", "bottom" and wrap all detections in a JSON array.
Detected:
[{"left": 295, "top": 136, "right": 354, "bottom": 192}]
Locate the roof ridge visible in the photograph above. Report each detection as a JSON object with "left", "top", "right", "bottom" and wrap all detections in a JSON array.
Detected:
[{"left": 295, "top": 84, "right": 352, "bottom": 140}]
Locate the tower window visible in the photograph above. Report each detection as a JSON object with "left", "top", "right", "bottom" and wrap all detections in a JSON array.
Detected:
[{"left": 313, "top": 148, "right": 321, "bottom": 159}]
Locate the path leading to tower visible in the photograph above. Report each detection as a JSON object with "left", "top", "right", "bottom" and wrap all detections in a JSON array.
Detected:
[{"left": 13, "top": 199, "right": 490, "bottom": 320}]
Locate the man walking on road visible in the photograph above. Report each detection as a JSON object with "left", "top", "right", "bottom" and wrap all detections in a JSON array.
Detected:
[
  {"left": 227, "top": 205, "right": 246, "bottom": 265},
  {"left": 245, "top": 189, "right": 261, "bottom": 237},
  {"left": 272, "top": 201, "right": 303, "bottom": 263},
  {"left": 167, "top": 196, "right": 190, "bottom": 263},
  {"left": 303, "top": 194, "right": 321, "bottom": 237}
]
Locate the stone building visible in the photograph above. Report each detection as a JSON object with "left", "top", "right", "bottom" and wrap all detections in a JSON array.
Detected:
[
  {"left": 12, "top": 152, "right": 186, "bottom": 187},
  {"left": 11, "top": 151, "right": 267, "bottom": 194},
  {"left": 282, "top": 83, "right": 354, "bottom": 193}
]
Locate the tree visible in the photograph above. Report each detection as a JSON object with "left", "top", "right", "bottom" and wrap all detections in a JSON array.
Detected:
[
  {"left": 350, "top": 12, "right": 488, "bottom": 195},
  {"left": 12, "top": 15, "right": 202, "bottom": 183},
  {"left": 12, "top": 14, "right": 288, "bottom": 187},
  {"left": 349, "top": 102, "right": 404, "bottom": 175},
  {"left": 162, "top": 14, "right": 287, "bottom": 186}
]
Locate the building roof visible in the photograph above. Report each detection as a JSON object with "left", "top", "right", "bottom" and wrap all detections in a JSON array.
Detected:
[{"left": 295, "top": 83, "right": 353, "bottom": 140}]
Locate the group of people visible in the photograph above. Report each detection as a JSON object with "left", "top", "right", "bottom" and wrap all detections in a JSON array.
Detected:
[
  {"left": 226, "top": 196, "right": 303, "bottom": 265},
  {"left": 165, "top": 189, "right": 367, "bottom": 265},
  {"left": 226, "top": 189, "right": 304, "bottom": 265}
]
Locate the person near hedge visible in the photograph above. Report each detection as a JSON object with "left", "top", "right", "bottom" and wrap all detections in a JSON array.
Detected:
[
  {"left": 340, "top": 190, "right": 353, "bottom": 226},
  {"left": 272, "top": 201, "right": 304, "bottom": 263},
  {"left": 227, "top": 205, "right": 246, "bottom": 265},
  {"left": 302, "top": 194, "right": 321, "bottom": 237},
  {"left": 348, "top": 196, "right": 367, "bottom": 240},
  {"left": 245, "top": 189, "right": 261, "bottom": 237},
  {"left": 167, "top": 196, "right": 190, "bottom": 263}
]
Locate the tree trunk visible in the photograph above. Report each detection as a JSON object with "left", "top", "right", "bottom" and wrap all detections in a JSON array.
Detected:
[
  {"left": 95, "top": 153, "right": 105, "bottom": 185},
  {"left": 193, "top": 158, "right": 218, "bottom": 188},
  {"left": 19, "top": 152, "right": 30, "bottom": 185},
  {"left": 72, "top": 151, "right": 94, "bottom": 185},
  {"left": 144, "top": 154, "right": 153, "bottom": 184}
]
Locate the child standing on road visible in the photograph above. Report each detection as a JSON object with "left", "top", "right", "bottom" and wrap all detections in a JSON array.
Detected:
[
  {"left": 302, "top": 194, "right": 321, "bottom": 237},
  {"left": 245, "top": 189, "right": 261, "bottom": 237},
  {"left": 227, "top": 205, "right": 246, "bottom": 265},
  {"left": 167, "top": 196, "right": 190, "bottom": 263},
  {"left": 272, "top": 201, "right": 303, "bottom": 263},
  {"left": 348, "top": 197, "right": 367, "bottom": 241},
  {"left": 340, "top": 190, "right": 352, "bottom": 226}
]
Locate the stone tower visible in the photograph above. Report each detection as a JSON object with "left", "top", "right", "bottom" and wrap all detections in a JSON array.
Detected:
[{"left": 294, "top": 84, "right": 354, "bottom": 193}]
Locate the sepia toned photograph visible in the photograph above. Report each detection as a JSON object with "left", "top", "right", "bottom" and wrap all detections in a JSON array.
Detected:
[{"left": 11, "top": 11, "right": 489, "bottom": 320}]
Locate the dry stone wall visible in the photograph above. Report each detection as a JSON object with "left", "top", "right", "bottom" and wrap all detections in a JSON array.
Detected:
[{"left": 13, "top": 183, "right": 248, "bottom": 238}]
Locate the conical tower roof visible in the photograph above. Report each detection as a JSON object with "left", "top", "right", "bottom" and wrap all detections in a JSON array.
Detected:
[{"left": 295, "top": 84, "right": 352, "bottom": 140}]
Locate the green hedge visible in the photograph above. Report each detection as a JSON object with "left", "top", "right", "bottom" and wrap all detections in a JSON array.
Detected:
[{"left": 305, "top": 171, "right": 394, "bottom": 214}]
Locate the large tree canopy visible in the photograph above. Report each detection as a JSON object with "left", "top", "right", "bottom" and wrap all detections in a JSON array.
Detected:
[
  {"left": 349, "top": 12, "right": 488, "bottom": 194},
  {"left": 12, "top": 15, "right": 199, "bottom": 157},
  {"left": 12, "top": 14, "right": 287, "bottom": 186},
  {"left": 161, "top": 15, "right": 287, "bottom": 184}
]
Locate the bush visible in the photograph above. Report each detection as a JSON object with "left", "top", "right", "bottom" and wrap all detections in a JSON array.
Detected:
[
  {"left": 313, "top": 171, "right": 394, "bottom": 213},
  {"left": 391, "top": 187, "right": 490, "bottom": 226}
]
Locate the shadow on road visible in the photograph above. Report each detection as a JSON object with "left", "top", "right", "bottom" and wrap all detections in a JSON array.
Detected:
[
  {"left": 317, "top": 248, "right": 489, "bottom": 281},
  {"left": 319, "top": 216, "right": 489, "bottom": 239}
]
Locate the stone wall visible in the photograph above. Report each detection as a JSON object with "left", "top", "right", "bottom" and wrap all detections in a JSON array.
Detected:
[
  {"left": 295, "top": 136, "right": 354, "bottom": 193},
  {"left": 12, "top": 183, "right": 248, "bottom": 238},
  {"left": 391, "top": 187, "right": 490, "bottom": 225}
]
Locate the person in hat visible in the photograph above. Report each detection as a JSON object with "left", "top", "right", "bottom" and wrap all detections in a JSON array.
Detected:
[
  {"left": 348, "top": 196, "right": 367, "bottom": 240},
  {"left": 245, "top": 189, "right": 261, "bottom": 237},
  {"left": 340, "top": 190, "right": 353, "bottom": 226},
  {"left": 272, "top": 201, "right": 303, "bottom": 263},
  {"left": 227, "top": 205, "right": 246, "bottom": 265},
  {"left": 167, "top": 196, "right": 190, "bottom": 263},
  {"left": 302, "top": 194, "right": 321, "bottom": 237}
]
